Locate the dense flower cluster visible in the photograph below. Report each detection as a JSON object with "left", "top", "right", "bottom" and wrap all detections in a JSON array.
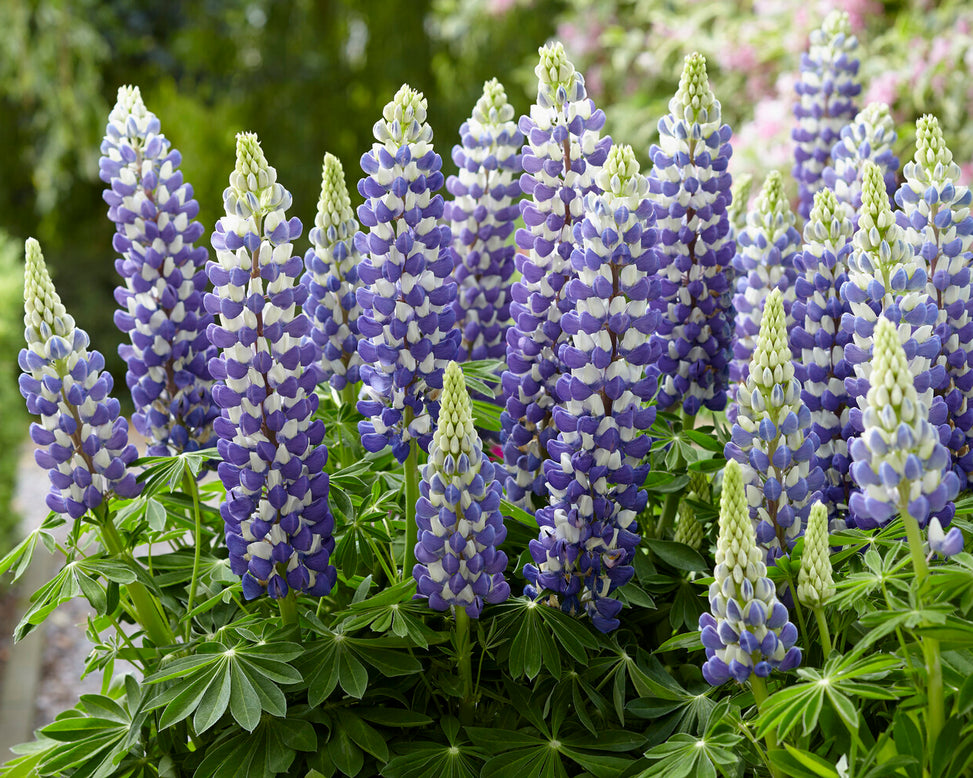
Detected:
[
  {"left": 414, "top": 362, "right": 509, "bottom": 616},
  {"left": 524, "top": 145, "right": 657, "bottom": 633},
  {"left": 700, "top": 459, "right": 801, "bottom": 685},
  {"left": 356, "top": 85, "right": 460, "bottom": 462},
  {"left": 19, "top": 238, "right": 140, "bottom": 518},
  {"left": 650, "top": 53, "right": 734, "bottom": 416},
  {"left": 301, "top": 153, "right": 364, "bottom": 392},
  {"left": 501, "top": 42, "right": 611, "bottom": 504},
  {"left": 797, "top": 501, "right": 835, "bottom": 607},
  {"left": 207, "top": 133, "right": 335, "bottom": 600},
  {"left": 99, "top": 85, "right": 216, "bottom": 455},
  {"left": 445, "top": 79, "right": 523, "bottom": 363}
]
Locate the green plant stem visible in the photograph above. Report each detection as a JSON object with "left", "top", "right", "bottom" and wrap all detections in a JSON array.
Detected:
[
  {"left": 278, "top": 589, "right": 300, "bottom": 633},
  {"left": 749, "top": 675, "right": 784, "bottom": 778},
  {"left": 183, "top": 471, "right": 204, "bottom": 642},
  {"left": 341, "top": 383, "right": 358, "bottom": 412},
  {"left": 403, "top": 434, "right": 420, "bottom": 580},
  {"left": 657, "top": 411, "right": 692, "bottom": 538},
  {"left": 812, "top": 605, "right": 832, "bottom": 658},
  {"left": 96, "top": 506, "right": 173, "bottom": 646},
  {"left": 788, "top": 579, "right": 809, "bottom": 650},
  {"left": 454, "top": 608, "right": 475, "bottom": 726}
]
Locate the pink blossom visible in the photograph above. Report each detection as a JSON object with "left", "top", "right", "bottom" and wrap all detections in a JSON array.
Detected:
[{"left": 865, "top": 72, "right": 901, "bottom": 107}]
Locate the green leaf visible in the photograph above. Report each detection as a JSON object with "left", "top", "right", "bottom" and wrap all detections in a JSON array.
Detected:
[
  {"left": 500, "top": 499, "right": 536, "bottom": 528},
  {"left": 194, "top": 665, "right": 232, "bottom": 733},
  {"left": 767, "top": 746, "right": 840, "bottom": 778},
  {"left": 681, "top": 429, "right": 724, "bottom": 453},
  {"left": 337, "top": 644, "right": 369, "bottom": 698},
  {"left": 343, "top": 713, "right": 389, "bottom": 762},
  {"left": 646, "top": 540, "right": 707, "bottom": 571},
  {"left": 228, "top": 659, "right": 262, "bottom": 732},
  {"left": 331, "top": 726, "right": 364, "bottom": 777}
]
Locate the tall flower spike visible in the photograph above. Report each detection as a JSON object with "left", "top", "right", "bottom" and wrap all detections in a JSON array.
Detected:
[
  {"left": 895, "top": 115, "right": 973, "bottom": 485},
  {"left": 99, "top": 85, "right": 217, "bottom": 455},
  {"left": 207, "top": 133, "right": 336, "bottom": 600},
  {"left": 356, "top": 85, "right": 460, "bottom": 462},
  {"left": 19, "top": 239, "right": 140, "bottom": 518},
  {"left": 302, "top": 153, "right": 364, "bottom": 391},
  {"left": 792, "top": 10, "right": 862, "bottom": 220},
  {"left": 848, "top": 317, "right": 958, "bottom": 530},
  {"left": 822, "top": 102, "right": 898, "bottom": 227},
  {"left": 446, "top": 79, "right": 523, "bottom": 363},
  {"left": 413, "top": 362, "right": 509, "bottom": 616},
  {"left": 650, "top": 53, "right": 734, "bottom": 416},
  {"left": 725, "top": 289, "right": 822, "bottom": 561},
  {"left": 699, "top": 459, "right": 801, "bottom": 685},
  {"left": 797, "top": 501, "right": 835, "bottom": 607},
  {"left": 501, "top": 43, "right": 611, "bottom": 505},
  {"left": 730, "top": 171, "right": 801, "bottom": 395},
  {"left": 791, "top": 188, "right": 856, "bottom": 520},
  {"left": 524, "top": 144, "right": 658, "bottom": 633}
]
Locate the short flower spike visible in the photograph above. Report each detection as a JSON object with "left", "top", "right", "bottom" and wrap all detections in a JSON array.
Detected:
[{"left": 797, "top": 502, "right": 835, "bottom": 607}]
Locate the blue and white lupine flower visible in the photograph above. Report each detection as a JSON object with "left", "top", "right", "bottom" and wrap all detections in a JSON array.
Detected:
[
  {"left": 501, "top": 43, "right": 611, "bottom": 505},
  {"left": 414, "top": 361, "right": 509, "bottom": 616},
  {"left": 650, "top": 53, "right": 734, "bottom": 416},
  {"left": 791, "top": 188, "right": 856, "bottom": 519},
  {"left": 822, "top": 102, "right": 898, "bottom": 226},
  {"left": 725, "top": 289, "right": 822, "bottom": 561},
  {"left": 700, "top": 458, "right": 801, "bottom": 685},
  {"left": 19, "top": 238, "right": 140, "bottom": 519},
  {"left": 524, "top": 145, "right": 658, "bottom": 633},
  {"left": 792, "top": 10, "right": 862, "bottom": 220},
  {"left": 730, "top": 171, "right": 801, "bottom": 393},
  {"left": 928, "top": 516, "right": 963, "bottom": 557},
  {"left": 895, "top": 115, "right": 973, "bottom": 483},
  {"left": 301, "top": 153, "right": 364, "bottom": 392},
  {"left": 207, "top": 133, "right": 336, "bottom": 600},
  {"left": 848, "top": 317, "right": 959, "bottom": 531},
  {"left": 356, "top": 85, "right": 460, "bottom": 463},
  {"left": 99, "top": 85, "right": 217, "bottom": 455},
  {"left": 446, "top": 79, "right": 523, "bottom": 363}
]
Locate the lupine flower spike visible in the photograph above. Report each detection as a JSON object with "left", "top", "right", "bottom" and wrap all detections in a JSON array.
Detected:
[
  {"left": 413, "top": 361, "right": 509, "bottom": 616},
  {"left": 895, "top": 115, "right": 973, "bottom": 485},
  {"left": 19, "top": 238, "right": 140, "bottom": 518},
  {"left": 674, "top": 500, "right": 704, "bottom": 550},
  {"left": 501, "top": 42, "right": 611, "bottom": 505},
  {"left": 524, "top": 144, "right": 658, "bottom": 633},
  {"left": 302, "top": 153, "right": 364, "bottom": 393},
  {"left": 356, "top": 85, "right": 460, "bottom": 462},
  {"left": 700, "top": 459, "right": 801, "bottom": 685},
  {"left": 792, "top": 10, "right": 861, "bottom": 220},
  {"left": 791, "top": 188, "right": 855, "bottom": 520},
  {"left": 207, "top": 133, "right": 336, "bottom": 600},
  {"left": 99, "top": 85, "right": 217, "bottom": 455},
  {"left": 650, "top": 53, "right": 735, "bottom": 416},
  {"left": 725, "top": 288, "right": 822, "bottom": 561},
  {"left": 848, "top": 317, "right": 959, "bottom": 532},
  {"left": 797, "top": 502, "right": 835, "bottom": 608},
  {"left": 727, "top": 173, "right": 753, "bottom": 239},
  {"left": 446, "top": 79, "right": 523, "bottom": 364}
]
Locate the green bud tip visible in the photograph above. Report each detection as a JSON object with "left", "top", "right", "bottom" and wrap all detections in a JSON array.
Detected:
[
  {"left": 859, "top": 160, "right": 893, "bottom": 225},
  {"left": 718, "top": 458, "right": 755, "bottom": 553},
  {"left": 535, "top": 41, "right": 575, "bottom": 87},
  {"left": 797, "top": 501, "right": 835, "bottom": 607},
  {"left": 869, "top": 317, "right": 917, "bottom": 422},
  {"left": 474, "top": 79, "right": 514, "bottom": 125},
  {"left": 756, "top": 171, "right": 786, "bottom": 217},
  {"left": 385, "top": 84, "right": 427, "bottom": 126},
  {"left": 231, "top": 132, "right": 275, "bottom": 195},
  {"left": 434, "top": 362, "right": 476, "bottom": 456},
  {"left": 24, "top": 238, "right": 73, "bottom": 339},
  {"left": 675, "top": 52, "right": 715, "bottom": 121},
  {"left": 597, "top": 144, "right": 644, "bottom": 198},
  {"left": 821, "top": 10, "right": 852, "bottom": 39},
  {"left": 316, "top": 153, "right": 354, "bottom": 234},
  {"left": 915, "top": 114, "right": 953, "bottom": 173},
  {"left": 750, "top": 289, "right": 793, "bottom": 383},
  {"left": 115, "top": 85, "right": 146, "bottom": 116}
]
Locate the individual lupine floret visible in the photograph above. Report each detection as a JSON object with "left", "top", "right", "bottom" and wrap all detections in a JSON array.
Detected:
[
  {"left": 501, "top": 42, "right": 611, "bottom": 504},
  {"left": 848, "top": 317, "right": 959, "bottom": 531},
  {"left": 895, "top": 115, "right": 973, "bottom": 483},
  {"left": 19, "top": 238, "right": 140, "bottom": 518},
  {"left": 792, "top": 10, "right": 862, "bottom": 220},
  {"left": 724, "top": 289, "right": 822, "bottom": 560},
  {"left": 99, "top": 85, "right": 217, "bottom": 455},
  {"left": 822, "top": 102, "right": 898, "bottom": 226},
  {"left": 650, "top": 53, "right": 735, "bottom": 416},
  {"left": 524, "top": 145, "right": 658, "bottom": 633},
  {"left": 445, "top": 79, "right": 523, "bottom": 363},
  {"left": 413, "top": 362, "right": 509, "bottom": 615},
  {"left": 700, "top": 459, "right": 801, "bottom": 685},
  {"left": 301, "top": 153, "right": 364, "bottom": 392},
  {"left": 797, "top": 502, "right": 835, "bottom": 607},
  {"left": 928, "top": 516, "right": 963, "bottom": 557},
  {"left": 356, "top": 85, "right": 460, "bottom": 462},
  {"left": 207, "top": 133, "right": 336, "bottom": 600},
  {"left": 730, "top": 171, "right": 801, "bottom": 391},
  {"left": 791, "top": 189, "right": 856, "bottom": 517}
]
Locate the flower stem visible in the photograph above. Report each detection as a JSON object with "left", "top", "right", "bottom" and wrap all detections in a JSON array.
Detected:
[
  {"left": 341, "top": 383, "right": 358, "bottom": 412},
  {"left": 749, "top": 675, "right": 783, "bottom": 778},
  {"left": 183, "top": 471, "right": 204, "bottom": 642},
  {"left": 403, "top": 436, "right": 420, "bottom": 580},
  {"left": 812, "top": 605, "right": 832, "bottom": 657},
  {"left": 658, "top": 411, "right": 692, "bottom": 538},
  {"left": 278, "top": 589, "right": 300, "bottom": 634},
  {"left": 454, "top": 608, "right": 475, "bottom": 725}
]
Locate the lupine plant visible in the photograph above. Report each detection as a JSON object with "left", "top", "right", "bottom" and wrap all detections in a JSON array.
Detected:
[{"left": 9, "top": 22, "right": 973, "bottom": 778}]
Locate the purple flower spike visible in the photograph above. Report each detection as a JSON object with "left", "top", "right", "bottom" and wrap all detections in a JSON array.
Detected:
[
  {"left": 501, "top": 42, "right": 612, "bottom": 507},
  {"left": 792, "top": 11, "right": 861, "bottom": 220},
  {"left": 524, "top": 145, "right": 659, "bottom": 633},
  {"left": 301, "top": 153, "right": 364, "bottom": 391},
  {"left": 99, "top": 86, "right": 217, "bottom": 455},
  {"left": 413, "top": 362, "right": 509, "bottom": 616},
  {"left": 19, "top": 238, "right": 140, "bottom": 519},
  {"left": 207, "top": 133, "right": 336, "bottom": 600},
  {"left": 446, "top": 79, "right": 523, "bottom": 364},
  {"left": 650, "top": 53, "right": 734, "bottom": 416},
  {"left": 355, "top": 85, "right": 460, "bottom": 462}
]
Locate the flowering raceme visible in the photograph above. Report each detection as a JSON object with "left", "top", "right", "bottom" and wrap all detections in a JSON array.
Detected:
[
  {"left": 19, "top": 238, "right": 140, "bottom": 518},
  {"left": 207, "top": 133, "right": 335, "bottom": 600},
  {"left": 356, "top": 85, "right": 460, "bottom": 462},
  {"left": 99, "top": 85, "right": 217, "bottom": 455}
]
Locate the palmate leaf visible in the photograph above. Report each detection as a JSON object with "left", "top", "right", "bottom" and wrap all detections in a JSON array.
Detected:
[
  {"left": 191, "top": 715, "right": 317, "bottom": 778},
  {"left": 637, "top": 699, "right": 741, "bottom": 778}
]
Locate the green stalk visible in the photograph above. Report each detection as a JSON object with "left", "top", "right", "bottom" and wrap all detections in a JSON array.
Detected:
[
  {"left": 657, "top": 411, "right": 692, "bottom": 538},
  {"left": 788, "top": 579, "right": 809, "bottom": 651},
  {"left": 403, "top": 431, "right": 420, "bottom": 580},
  {"left": 183, "top": 471, "right": 204, "bottom": 642},
  {"left": 278, "top": 589, "right": 300, "bottom": 634},
  {"left": 454, "top": 608, "right": 475, "bottom": 725},
  {"left": 812, "top": 605, "right": 833, "bottom": 658},
  {"left": 749, "top": 675, "right": 784, "bottom": 778},
  {"left": 341, "top": 383, "right": 359, "bottom": 412}
]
